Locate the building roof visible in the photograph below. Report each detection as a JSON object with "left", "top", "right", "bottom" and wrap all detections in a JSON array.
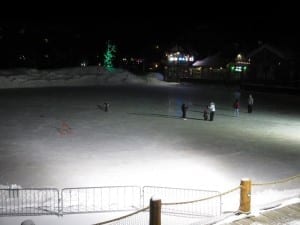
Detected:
[{"left": 247, "top": 44, "right": 289, "bottom": 60}]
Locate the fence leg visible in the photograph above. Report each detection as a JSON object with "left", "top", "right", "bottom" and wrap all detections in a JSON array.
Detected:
[
  {"left": 149, "top": 196, "right": 161, "bottom": 225},
  {"left": 239, "top": 178, "right": 251, "bottom": 214}
]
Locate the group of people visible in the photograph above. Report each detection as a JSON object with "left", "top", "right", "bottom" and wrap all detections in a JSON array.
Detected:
[
  {"left": 181, "top": 94, "right": 254, "bottom": 121},
  {"left": 181, "top": 101, "right": 215, "bottom": 121},
  {"left": 232, "top": 94, "right": 254, "bottom": 117}
]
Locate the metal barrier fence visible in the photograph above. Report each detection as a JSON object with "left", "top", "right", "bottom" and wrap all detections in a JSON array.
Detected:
[
  {"left": 143, "top": 186, "right": 221, "bottom": 217},
  {"left": 61, "top": 186, "right": 141, "bottom": 214},
  {"left": 0, "top": 186, "right": 221, "bottom": 218},
  {"left": 0, "top": 188, "right": 59, "bottom": 216}
]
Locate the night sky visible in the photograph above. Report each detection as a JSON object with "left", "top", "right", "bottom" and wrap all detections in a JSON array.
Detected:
[{"left": 0, "top": 11, "right": 299, "bottom": 68}]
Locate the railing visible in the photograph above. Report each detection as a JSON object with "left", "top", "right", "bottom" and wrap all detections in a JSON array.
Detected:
[
  {"left": 0, "top": 188, "right": 59, "bottom": 216},
  {"left": 143, "top": 186, "right": 221, "bottom": 217},
  {"left": 61, "top": 186, "right": 141, "bottom": 214},
  {"left": 1, "top": 174, "right": 299, "bottom": 225}
]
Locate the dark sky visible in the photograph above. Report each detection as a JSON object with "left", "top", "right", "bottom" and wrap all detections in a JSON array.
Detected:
[
  {"left": 1, "top": 14, "right": 299, "bottom": 48},
  {"left": 0, "top": 12, "right": 299, "bottom": 67}
]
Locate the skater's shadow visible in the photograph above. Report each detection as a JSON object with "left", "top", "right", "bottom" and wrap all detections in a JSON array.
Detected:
[
  {"left": 189, "top": 110, "right": 202, "bottom": 113},
  {"left": 129, "top": 112, "right": 179, "bottom": 119},
  {"left": 97, "top": 105, "right": 105, "bottom": 111},
  {"left": 216, "top": 113, "right": 235, "bottom": 118},
  {"left": 129, "top": 112, "right": 204, "bottom": 121}
]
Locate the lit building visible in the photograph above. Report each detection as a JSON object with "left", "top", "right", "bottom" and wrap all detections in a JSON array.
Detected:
[
  {"left": 191, "top": 52, "right": 250, "bottom": 83},
  {"left": 163, "top": 45, "right": 195, "bottom": 81},
  {"left": 191, "top": 53, "right": 228, "bottom": 81}
]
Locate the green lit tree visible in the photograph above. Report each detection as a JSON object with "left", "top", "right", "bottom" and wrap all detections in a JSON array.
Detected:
[{"left": 103, "top": 41, "right": 116, "bottom": 71}]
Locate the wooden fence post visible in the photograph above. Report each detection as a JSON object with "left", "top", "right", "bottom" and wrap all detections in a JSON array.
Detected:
[
  {"left": 239, "top": 178, "right": 251, "bottom": 213},
  {"left": 149, "top": 196, "right": 161, "bottom": 225}
]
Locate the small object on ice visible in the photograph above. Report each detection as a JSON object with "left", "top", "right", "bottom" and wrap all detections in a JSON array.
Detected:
[{"left": 58, "top": 121, "right": 72, "bottom": 135}]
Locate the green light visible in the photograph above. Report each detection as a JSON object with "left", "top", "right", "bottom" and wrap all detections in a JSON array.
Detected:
[
  {"left": 103, "top": 41, "right": 117, "bottom": 71},
  {"left": 243, "top": 66, "right": 247, "bottom": 71},
  {"left": 230, "top": 66, "right": 235, "bottom": 71}
]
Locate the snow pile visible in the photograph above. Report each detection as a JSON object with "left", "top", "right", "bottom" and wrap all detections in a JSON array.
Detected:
[
  {"left": 0, "top": 184, "right": 22, "bottom": 189},
  {"left": 0, "top": 66, "right": 169, "bottom": 89}
]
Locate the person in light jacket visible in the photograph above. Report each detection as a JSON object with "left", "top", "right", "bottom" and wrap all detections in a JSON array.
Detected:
[
  {"left": 248, "top": 94, "right": 254, "bottom": 113},
  {"left": 208, "top": 102, "right": 215, "bottom": 121}
]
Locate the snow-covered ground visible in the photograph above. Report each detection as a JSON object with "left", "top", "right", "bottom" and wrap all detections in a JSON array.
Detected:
[{"left": 0, "top": 66, "right": 299, "bottom": 225}]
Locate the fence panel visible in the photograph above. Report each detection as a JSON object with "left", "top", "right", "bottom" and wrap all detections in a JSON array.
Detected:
[
  {"left": 0, "top": 188, "right": 60, "bottom": 216},
  {"left": 61, "top": 186, "right": 141, "bottom": 214},
  {"left": 143, "top": 186, "right": 221, "bottom": 217}
]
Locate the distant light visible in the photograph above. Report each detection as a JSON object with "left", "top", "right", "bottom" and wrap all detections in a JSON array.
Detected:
[
  {"left": 155, "top": 45, "right": 159, "bottom": 49},
  {"left": 168, "top": 53, "right": 194, "bottom": 63},
  {"left": 235, "top": 66, "right": 242, "bottom": 72},
  {"left": 44, "top": 38, "right": 49, "bottom": 43},
  {"left": 230, "top": 65, "right": 246, "bottom": 72},
  {"left": 169, "top": 57, "right": 177, "bottom": 62},
  {"left": 18, "top": 55, "right": 26, "bottom": 61},
  {"left": 136, "top": 59, "right": 143, "bottom": 64},
  {"left": 81, "top": 61, "right": 87, "bottom": 67}
]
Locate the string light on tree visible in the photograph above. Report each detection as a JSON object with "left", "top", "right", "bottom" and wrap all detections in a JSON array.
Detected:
[{"left": 103, "top": 41, "right": 117, "bottom": 71}]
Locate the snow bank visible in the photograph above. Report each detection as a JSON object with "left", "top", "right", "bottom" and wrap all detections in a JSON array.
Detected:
[{"left": 0, "top": 66, "right": 169, "bottom": 89}]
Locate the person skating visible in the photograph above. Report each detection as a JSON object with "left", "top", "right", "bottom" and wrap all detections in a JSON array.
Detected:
[
  {"left": 104, "top": 102, "right": 110, "bottom": 112},
  {"left": 248, "top": 94, "right": 254, "bottom": 113},
  {"left": 203, "top": 105, "right": 209, "bottom": 121},
  {"left": 208, "top": 102, "right": 215, "bottom": 121},
  {"left": 181, "top": 103, "right": 188, "bottom": 120},
  {"left": 233, "top": 99, "right": 240, "bottom": 117}
]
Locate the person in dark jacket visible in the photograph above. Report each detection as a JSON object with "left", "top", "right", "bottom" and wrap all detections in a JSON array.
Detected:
[
  {"left": 181, "top": 103, "right": 188, "bottom": 120},
  {"left": 203, "top": 105, "right": 209, "bottom": 121}
]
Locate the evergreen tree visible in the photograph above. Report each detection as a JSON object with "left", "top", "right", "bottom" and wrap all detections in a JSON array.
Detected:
[{"left": 103, "top": 41, "right": 116, "bottom": 71}]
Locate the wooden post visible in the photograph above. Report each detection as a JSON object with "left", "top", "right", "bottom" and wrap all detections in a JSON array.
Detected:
[
  {"left": 239, "top": 178, "right": 251, "bottom": 214},
  {"left": 149, "top": 196, "right": 161, "bottom": 225}
]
